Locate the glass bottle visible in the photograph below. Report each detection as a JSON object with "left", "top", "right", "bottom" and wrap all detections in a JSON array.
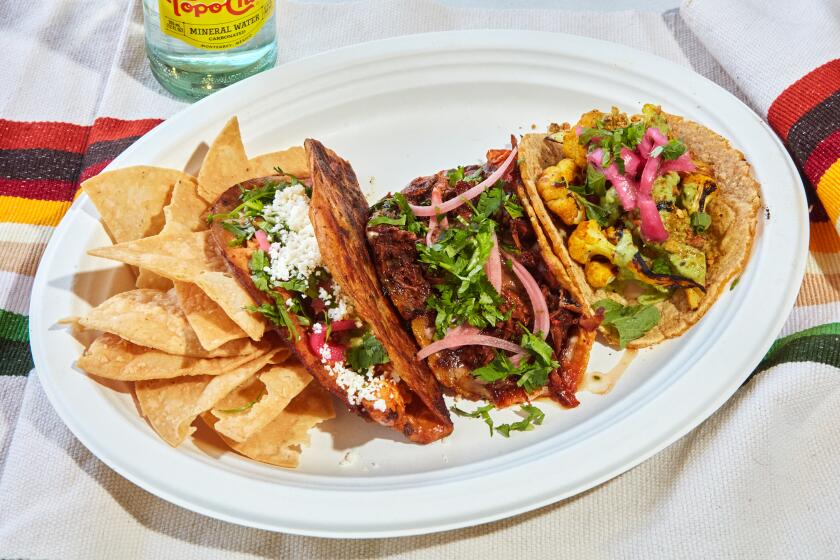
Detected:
[{"left": 142, "top": 0, "right": 277, "bottom": 100}]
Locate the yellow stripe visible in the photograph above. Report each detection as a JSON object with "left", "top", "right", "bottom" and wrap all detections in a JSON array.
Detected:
[
  {"left": 810, "top": 221, "right": 840, "bottom": 253},
  {"left": 817, "top": 159, "right": 840, "bottom": 227},
  {"left": 0, "top": 196, "right": 71, "bottom": 227}
]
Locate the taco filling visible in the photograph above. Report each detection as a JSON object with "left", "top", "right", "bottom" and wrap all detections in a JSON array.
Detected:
[
  {"left": 208, "top": 162, "right": 451, "bottom": 443},
  {"left": 520, "top": 104, "right": 760, "bottom": 348},
  {"left": 367, "top": 142, "right": 595, "bottom": 408}
]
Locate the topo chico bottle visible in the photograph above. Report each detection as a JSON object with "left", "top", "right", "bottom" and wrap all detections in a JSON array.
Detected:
[{"left": 142, "top": 0, "right": 277, "bottom": 100}]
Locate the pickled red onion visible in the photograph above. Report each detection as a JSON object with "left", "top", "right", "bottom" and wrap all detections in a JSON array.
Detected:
[
  {"left": 308, "top": 329, "right": 345, "bottom": 363},
  {"left": 638, "top": 198, "right": 669, "bottom": 242},
  {"left": 602, "top": 163, "right": 638, "bottom": 211},
  {"left": 504, "top": 253, "right": 550, "bottom": 340},
  {"left": 254, "top": 229, "right": 270, "bottom": 252},
  {"left": 636, "top": 155, "right": 669, "bottom": 242},
  {"left": 425, "top": 185, "right": 449, "bottom": 246},
  {"left": 329, "top": 319, "right": 358, "bottom": 332},
  {"left": 485, "top": 232, "right": 502, "bottom": 294},
  {"left": 639, "top": 155, "right": 661, "bottom": 197},
  {"left": 660, "top": 153, "right": 696, "bottom": 174},
  {"left": 409, "top": 146, "right": 518, "bottom": 217},
  {"left": 416, "top": 333, "right": 525, "bottom": 361},
  {"left": 620, "top": 147, "right": 642, "bottom": 176},
  {"left": 640, "top": 126, "right": 668, "bottom": 158}
]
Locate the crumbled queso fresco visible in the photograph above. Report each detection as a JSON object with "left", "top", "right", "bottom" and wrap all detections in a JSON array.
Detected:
[
  {"left": 324, "top": 359, "right": 389, "bottom": 412},
  {"left": 263, "top": 184, "right": 322, "bottom": 283},
  {"left": 262, "top": 184, "right": 353, "bottom": 319}
]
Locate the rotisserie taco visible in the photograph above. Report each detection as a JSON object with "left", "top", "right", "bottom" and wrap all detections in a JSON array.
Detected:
[
  {"left": 366, "top": 140, "right": 596, "bottom": 408},
  {"left": 207, "top": 140, "right": 452, "bottom": 443},
  {"left": 518, "top": 105, "right": 761, "bottom": 348}
]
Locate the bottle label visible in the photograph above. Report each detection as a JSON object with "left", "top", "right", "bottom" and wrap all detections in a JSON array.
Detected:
[{"left": 158, "top": 0, "right": 273, "bottom": 50}]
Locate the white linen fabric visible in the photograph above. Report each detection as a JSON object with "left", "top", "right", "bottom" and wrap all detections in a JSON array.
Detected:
[{"left": 1, "top": 1, "right": 837, "bottom": 558}]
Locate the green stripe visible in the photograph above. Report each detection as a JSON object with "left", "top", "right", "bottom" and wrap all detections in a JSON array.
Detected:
[
  {"left": 0, "top": 339, "right": 34, "bottom": 376},
  {"left": 753, "top": 332, "right": 840, "bottom": 375},
  {"left": 764, "top": 323, "right": 840, "bottom": 356},
  {"left": 0, "top": 309, "right": 29, "bottom": 342}
]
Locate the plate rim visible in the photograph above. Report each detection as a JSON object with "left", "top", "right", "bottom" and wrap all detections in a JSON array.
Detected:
[{"left": 30, "top": 29, "right": 809, "bottom": 538}]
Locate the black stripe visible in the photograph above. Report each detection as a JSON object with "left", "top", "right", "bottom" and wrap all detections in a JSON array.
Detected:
[
  {"left": 0, "top": 148, "right": 82, "bottom": 182},
  {"left": 746, "top": 333, "right": 840, "bottom": 383},
  {"left": 0, "top": 340, "right": 34, "bottom": 376},
  {"left": 787, "top": 90, "right": 840, "bottom": 169},
  {"left": 79, "top": 136, "right": 141, "bottom": 171}
]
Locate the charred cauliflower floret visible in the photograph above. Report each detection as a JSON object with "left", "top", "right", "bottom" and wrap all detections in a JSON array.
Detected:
[
  {"left": 537, "top": 159, "right": 583, "bottom": 225},
  {"left": 568, "top": 220, "right": 617, "bottom": 264},
  {"left": 564, "top": 109, "right": 605, "bottom": 169},
  {"left": 585, "top": 260, "right": 617, "bottom": 289}
]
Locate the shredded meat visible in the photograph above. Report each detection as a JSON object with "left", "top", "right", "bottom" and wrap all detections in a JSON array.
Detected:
[
  {"left": 366, "top": 226, "right": 429, "bottom": 320},
  {"left": 366, "top": 157, "right": 588, "bottom": 407}
]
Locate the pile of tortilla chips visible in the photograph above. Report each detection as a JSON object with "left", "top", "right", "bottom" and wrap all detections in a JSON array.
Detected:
[{"left": 72, "top": 118, "right": 333, "bottom": 468}]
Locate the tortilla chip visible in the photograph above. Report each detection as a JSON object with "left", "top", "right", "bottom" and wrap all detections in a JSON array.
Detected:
[
  {"left": 88, "top": 230, "right": 224, "bottom": 283},
  {"left": 247, "top": 147, "right": 309, "bottom": 179},
  {"left": 197, "top": 117, "right": 253, "bottom": 203},
  {"left": 174, "top": 280, "right": 248, "bottom": 350},
  {"left": 89, "top": 231, "right": 264, "bottom": 340},
  {"left": 162, "top": 178, "right": 209, "bottom": 235},
  {"left": 77, "top": 289, "right": 259, "bottom": 358},
  {"left": 211, "top": 362, "right": 311, "bottom": 442},
  {"left": 136, "top": 351, "right": 277, "bottom": 446},
  {"left": 194, "top": 271, "right": 265, "bottom": 341},
  {"left": 135, "top": 269, "right": 173, "bottom": 290},
  {"left": 76, "top": 333, "right": 262, "bottom": 381},
  {"left": 81, "top": 166, "right": 192, "bottom": 243},
  {"left": 203, "top": 383, "right": 334, "bottom": 467}
]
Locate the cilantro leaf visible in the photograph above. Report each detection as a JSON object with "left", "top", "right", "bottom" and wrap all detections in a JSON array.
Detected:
[
  {"left": 278, "top": 277, "right": 309, "bottom": 293},
  {"left": 476, "top": 186, "right": 504, "bottom": 219},
  {"left": 368, "top": 214, "right": 407, "bottom": 227},
  {"left": 660, "top": 139, "right": 687, "bottom": 160},
  {"left": 496, "top": 404, "right": 545, "bottom": 437},
  {"left": 472, "top": 353, "right": 516, "bottom": 383},
  {"left": 504, "top": 196, "right": 524, "bottom": 218},
  {"left": 249, "top": 250, "right": 270, "bottom": 291},
  {"left": 471, "top": 326, "right": 559, "bottom": 393},
  {"left": 393, "top": 192, "right": 427, "bottom": 236},
  {"left": 418, "top": 216, "right": 508, "bottom": 337},
  {"left": 346, "top": 332, "right": 391, "bottom": 372},
  {"left": 446, "top": 166, "right": 465, "bottom": 186},
  {"left": 586, "top": 166, "right": 607, "bottom": 197},
  {"left": 451, "top": 404, "right": 496, "bottom": 436},
  {"left": 571, "top": 193, "right": 612, "bottom": 226},
  {"left": 594, "top": 299, "right": 661, "bottom": 348},
  {"left": 247, "top": 298, "right": 299, "bottom": 341}
]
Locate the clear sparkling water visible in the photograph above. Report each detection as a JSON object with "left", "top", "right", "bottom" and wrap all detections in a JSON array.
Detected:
[{"left": 142, "top": 1, "right": 277, "bottom": 100}]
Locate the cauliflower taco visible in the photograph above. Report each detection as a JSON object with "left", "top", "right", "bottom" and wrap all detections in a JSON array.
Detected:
[
  {"left": 366, "top": 141, "right": 596, "bottom": 409},
  {"left": 518, "top": 105, "right": 761, "bottom": 347}
]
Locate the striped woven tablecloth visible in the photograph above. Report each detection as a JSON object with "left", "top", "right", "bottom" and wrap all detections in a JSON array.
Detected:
[{"left": 1, "top": 1, "right": 838, "bottom": 558}]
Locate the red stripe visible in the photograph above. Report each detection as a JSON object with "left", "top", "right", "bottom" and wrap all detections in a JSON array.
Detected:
[
  {"left": 0, "top": 120, "right": 89, "bottom": 153},
  {"left": 78, "top": 160, "right": 111, "bottom": 184},
  {"left": 87, "top": 118, "right": 162, "bottom": 145},
  {"left": 0, "top": 178, "right": 76, "bottom": 202},
  {"left": 768, "top": 59, "right": 840, "bottom": 140},
  {"left": 803, "top": 129, "right": 840, "bottom": 187}
]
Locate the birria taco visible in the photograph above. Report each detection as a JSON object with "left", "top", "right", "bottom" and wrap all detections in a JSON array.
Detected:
[
  {"left": 366, "top": 140, "right": 596, "bottom": 408},
  {"left": 518, "top": 105, "right": 761, "bottom": 347},
  {"left": 208, "top": 140, "right": 452, "bottom": 443}
]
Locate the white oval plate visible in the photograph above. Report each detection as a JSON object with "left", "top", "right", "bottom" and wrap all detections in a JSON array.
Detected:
[{"left": 31, "top": 31, "right": 807, "bottom": 538}]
